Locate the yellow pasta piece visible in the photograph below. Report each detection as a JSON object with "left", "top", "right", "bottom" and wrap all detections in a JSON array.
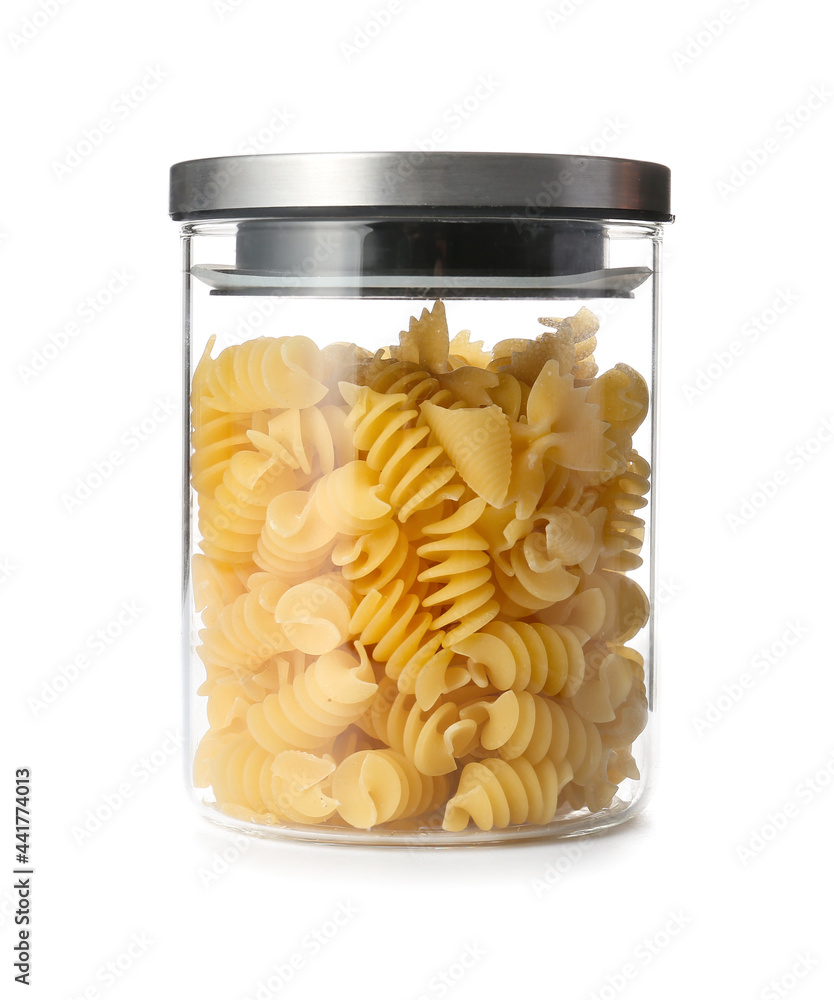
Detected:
[
  {"left": 448, "top": 329, "right": 492, "bottom": 368},
  {"left": 270, "top": 751, "right": 339, "bottom": 824},
  {"left": 505, "top": 361, "right": 619, "bottom": 519},
  {"left": 247, "top": 643, "right": 377, "bottom": 754},
  {"left": 312, "top": 460, "right": 392, "bottom": 535},
  {"left": 443, "top": 757, "right": 569, "bottom": 832},
  {"left": 486, "top": 372, "right": 524, "bottom": 421},
  {"left": 492, "top": 325, "right": 574, "bottom": 384},
  {"left": 570, "top": 650, "right": 634, "bottom": 724},
  {"left": 394, "top": 631, "right": 471, "bottom": 712},
  {"left": 539, "top": 306, "right": 600, "bottom": 381},
  {"left": 451, "top": 621, "right": 583, "bottom": 697},
  {"left": 435, "top": 367, "right": 500, "bottom": 407},
  {"left": 256, "top": 490, "right": 337, "bottom": 582},
  {"left": 320, "top": 341, "right": 373, "bottom": 388},
  {"left": 587, "top": 363, "right": 649, "bottom": 435},
  {"left": 198, "top": 573, "right": 291, "bottom": 675},
  {"left": 396, "top": 299, "right": 450, "bottom": 372},
  {"left": 250, "top": 405, "right": 337, "bottom": 481},
  {"left": 349, "top": 580, "right": 434, "bottom": 666},
  {"left": 340, "top": 383, "right": 456, "bottom": 522},
  {"left": 332, "top": 749, "right": 447, "bottom": 829},
  {"left": 416, "top": 498, "right": 499, "bottom": 643},
  {"left": 459, "top": 690, "right": 554, "bottom": 763},
  {"left": 202, "top": 336, "right": 328, "bottom": 412},
  {"left": 331, "top": 520, "right": 420, "bottom": 594},
  {"left": 192, "top": 554, "right": 248, "bottom": 627},
  {"left": 274, "top": 575, "right": 355, "bottom": 655},
  {"left": 358, "top": 677, "right": 478, "bottom": 776},
  {"left": 421, "top": 402, "right": 512, "bottom": 508}
]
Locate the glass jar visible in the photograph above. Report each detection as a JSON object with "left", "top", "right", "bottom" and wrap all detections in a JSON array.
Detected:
[{"left": 170, "top": 152, "right": 673, "bottom": 845}]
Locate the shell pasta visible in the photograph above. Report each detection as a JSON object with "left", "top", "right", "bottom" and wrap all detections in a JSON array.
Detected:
[{"left": 191, "top": 301, "right": 650, "bottom": 834}]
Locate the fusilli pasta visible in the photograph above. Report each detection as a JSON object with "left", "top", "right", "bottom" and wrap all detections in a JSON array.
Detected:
[
  {"left": 247, "top": 643, "right": 377, "bottom": 754},
  {"left": 358, "top": 677, "right": 477, "bottom": 776},
  {"left": 416, "top": 498, "right": 500, "bottom": 643},
  {"left": 341, "top": 383, "right": 457, "bottom": 522}
]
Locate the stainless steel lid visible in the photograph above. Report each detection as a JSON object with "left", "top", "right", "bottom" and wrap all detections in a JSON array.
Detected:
[{"left": 169, "top": 152, "right": 672, "bottom": 222}]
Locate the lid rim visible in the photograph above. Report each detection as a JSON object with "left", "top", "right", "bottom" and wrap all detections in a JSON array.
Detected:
[{"left": 169, "top": 152, "right": 672, "bottom": 222}]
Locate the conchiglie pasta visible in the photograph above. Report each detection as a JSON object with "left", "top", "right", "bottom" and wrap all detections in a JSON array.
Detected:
[{"left": 420, "top": 402, "right": 512, "bottom": 509}]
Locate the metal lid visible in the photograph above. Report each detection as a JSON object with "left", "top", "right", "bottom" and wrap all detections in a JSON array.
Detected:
[{"left": 169, "top": 152, "right": 672, "bottom": 222}]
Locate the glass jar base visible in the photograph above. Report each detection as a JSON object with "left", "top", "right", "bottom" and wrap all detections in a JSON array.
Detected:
[{"left": 193, "top": 787, "right": 645, "bottom": 848}]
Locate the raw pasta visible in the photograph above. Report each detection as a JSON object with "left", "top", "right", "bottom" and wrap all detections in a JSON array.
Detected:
[
  {"left": 415, "top": 498, "right": 499, "bottom": 642},
  {"left": 191, "top": 301, "right": 651, "bottom": 834},
  {"left": 340, "top": 384, "right": 457, "bottom": 522},
  {"left": 443, "top": 756, "right": 570, "bottom": 832},
  {"left": 331, "top": 748, "right": 449, "bottom": 829},
  {"left": 358, "top": 677, "right": 478, "bottom": 776},
  {"left": 450, "top": 620, "right": 584, "bottom": 696},
  {"left": 247, "top": 642, "right": 377, "bottom": 754}
]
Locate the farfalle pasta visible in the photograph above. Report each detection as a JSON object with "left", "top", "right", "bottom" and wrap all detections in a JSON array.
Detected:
[{"left": 191, "top": 300, "right": 651, "bottom": 834}]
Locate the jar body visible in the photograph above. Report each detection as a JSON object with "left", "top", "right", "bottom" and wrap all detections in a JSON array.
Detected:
[{"left": 183, "top": 216, "right": 661, "bottom": 845}]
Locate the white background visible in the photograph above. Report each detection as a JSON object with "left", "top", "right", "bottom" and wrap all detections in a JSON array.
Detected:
[{"left": 4, "top": 0, "right": 833, "bottom": 998}]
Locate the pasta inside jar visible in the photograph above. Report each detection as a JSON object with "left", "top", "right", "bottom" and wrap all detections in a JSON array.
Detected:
[{"left": 190, "top": 299, "right": 650, "bottom": 837}]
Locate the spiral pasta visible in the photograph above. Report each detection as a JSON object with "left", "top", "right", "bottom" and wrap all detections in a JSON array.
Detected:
[
  {"left": 194, "top": 730, "right": 338, "bottom": 825},
  {"left": 331, "top": 520, "right": 420, "bottom": 594},
  {"left": 332, "top": 748, "right": 449, "bottom": 829},
  {"left": 247, "top": 643, "right": 377, "bottom": 755},
  {"left": 192, "top": 554, "right": 248, "bottom": 628},
  {"left": 545, "top": 700, "right": 620, "bottom": 813},
  {"left": 194, "top": 729, "right": 278, "bottom": 821},
  {"left": 313, "top": 461, "right": 393, "bottom": 535},
  {"left": 200, "top": 335, "right": 328, "bottom": 413},
  {"left": 341, "top": 383, "right": 457, "bottom": 522},
  {"left": 273, "top": 574, "right": 356, "bottom": 655},
  {"left": 450, "top": 620, "right": 585, "bottom": 696},
  {"left": 255, "top": 490, "right": 338, "bottom": 582},
  {"left": 191, "top": 300, "right": 651, "bottom": 834},
  {"left": 369, "top": 362, "right": 457, "bottom": 411},
  {"left": 191, "top": 410, "right": 252, "bottom": 499},
  {"left": 198, "top": 573, "right": 290, "bottom": 676},
  {"left": 248, "top": 406, "right": 339, "bottom": 485},
  {"left": 570, "top": 647, "right": 635, "bottom": 724},
  {"left": 443, "top": 757, "right": 570, "bottom": 832},
  {"left": 393, "top": 630, "right": 471, "bottom": 712},
  {"left": 458, "top": 690, "right": 554, "bottom": 763},
  {"left": 416, "top": 498, "right": 500, "bottom": 643},
  {"left": 350, "top": 580, "right": 433, "bottom": 667},
  {"left": 199, "top": 444, "right": 298, "bottom": 567},
  {"left": 358, "top": 677, "right": 477, "bottom": 776},
  {"left": 594, "top": 451, "right": 651, "bottom": 572}
]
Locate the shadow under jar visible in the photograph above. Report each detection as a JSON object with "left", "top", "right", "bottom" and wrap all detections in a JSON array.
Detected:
[{"left": 169, "top": 151, "right": 673, "bottom": 845}]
